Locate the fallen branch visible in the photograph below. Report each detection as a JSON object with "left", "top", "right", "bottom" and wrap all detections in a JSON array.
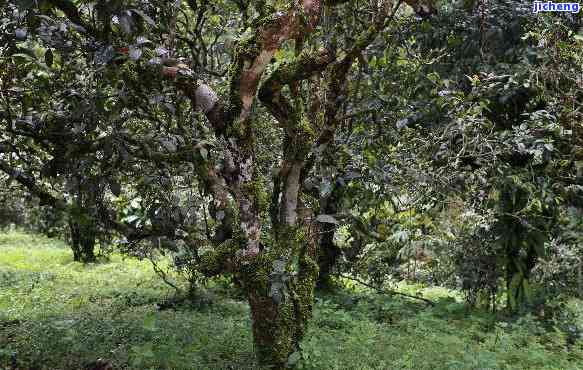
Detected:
[{"left": 338, "top": 274, "right": 435, "bottom": 306}]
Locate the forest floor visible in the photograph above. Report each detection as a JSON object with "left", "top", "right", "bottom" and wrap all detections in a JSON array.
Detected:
[{"left": 0, "top": 231, "right": 582, "bottom": 370}]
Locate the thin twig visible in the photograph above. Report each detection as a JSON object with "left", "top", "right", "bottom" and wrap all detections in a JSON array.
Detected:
[
  {"left": 338, "top": 274, "right": 435, "bottom": 306},
  {"left": 149, "top": 255, "right": 182, "bottom": 294}
]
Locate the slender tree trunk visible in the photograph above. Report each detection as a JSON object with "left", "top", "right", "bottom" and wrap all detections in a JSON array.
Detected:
[
  {"left": 316, "top": 223, "right": 339, "bottom": 290},
  {"left": 505, "top": 231, "right": 522, "bottom": 311},
  {"left": 67, "top": 177, "right": 97, "bottom": 263},
  {"left": 80, "top": 222, "right": 96, "bottom": 262},
  {"left": 505, "top": 223, "right": 539, "bottom": 311},
  {"left": 68, "top": 216, "right": 96, "bottom": 263},
  {"left": 576, "top": 259, "right": 582, "bottom": 298},
  {"left": 71, "top": 178, "right": 98, "bottom": 263},
  {"left": 69, "top": 218, "right": 81, "bottom": 262},
  {"left": 316, "top": 184, "right": 341, "bottom": 290}
]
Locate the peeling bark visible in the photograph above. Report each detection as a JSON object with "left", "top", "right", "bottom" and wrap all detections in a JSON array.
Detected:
[
  {"left": 2, "top": 0, "right": 440, "bottom": 367},
  {"left": 281, "top": 162, "right": 303, "bottom": 226},
  {"left": 150, "top": 0, "right": 436, "bottom": 366}
]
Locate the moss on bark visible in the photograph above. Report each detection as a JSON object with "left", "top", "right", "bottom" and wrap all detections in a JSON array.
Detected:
[
  {"left": 198, "top": 240, "right": 239, "bottom": 277},
  {"left": 238, "top": 225, "right": 319, "bottom": 367}
]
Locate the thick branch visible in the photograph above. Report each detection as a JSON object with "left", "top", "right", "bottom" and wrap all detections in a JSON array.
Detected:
[
  {"left": 227, "top": 0, "right": 324, "bottom": 129},
  {"left": 161, "top": 67, "right": 227, "bottom": 135},
  {"left": 259, "top": 48, "right": 334, "bottom": 126},
  {"left": 47, "top": 0, "right": 95, "bottom": 33},
  {"left": 0, "top": 159, "right": 145, "bottom": 241},
  {"left": 0, "top": 159, "right": 67, "bottom": 209}
]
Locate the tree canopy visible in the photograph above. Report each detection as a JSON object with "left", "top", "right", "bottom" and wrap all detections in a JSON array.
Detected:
[{"left": 1, "top": 0, "right": 582, "bottom": 367}]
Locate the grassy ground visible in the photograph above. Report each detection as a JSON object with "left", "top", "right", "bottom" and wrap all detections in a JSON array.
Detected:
[{"left": 0, "top": 231, "right": 582, "bottom": 370}]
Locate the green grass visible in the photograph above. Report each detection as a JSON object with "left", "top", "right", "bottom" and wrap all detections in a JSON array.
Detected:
[{"left": 0, "top": 231, "right": 582, "bottom": 370}]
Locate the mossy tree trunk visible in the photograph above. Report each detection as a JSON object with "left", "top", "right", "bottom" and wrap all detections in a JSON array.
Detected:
[
  {"left": 316, "top": 181, "right": 344, "bottom": 290},
  {"left": 198, "top": 224, "right": 320, "bottom": 367},
  {"left": 243, "top": 226, "right": 319, "bottom": 367},
  {"left": 161, "top": 1, "right": 433, "bottom": 366},
  {"left": 1, "top": 3, "right": 436, "bottom": 366}
]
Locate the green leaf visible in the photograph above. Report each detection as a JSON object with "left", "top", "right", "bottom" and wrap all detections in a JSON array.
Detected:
[
  {"left": 199, "top": 147, "right": 208, "bottom": 160},
  {"left": 124, "top": 215, "right": 140, "bottom": 224},
  {"left": 11, "top": 53, "right": 35, "bottom": 62},
  {"left": 287, "top": 351, "right": 301, "bottom": 367},
  {"left": 44, "top": 48, "right": 53, "bottom": 67},
  {"left": 109, "top": 180, "right": 121, "bottom": 197}
]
